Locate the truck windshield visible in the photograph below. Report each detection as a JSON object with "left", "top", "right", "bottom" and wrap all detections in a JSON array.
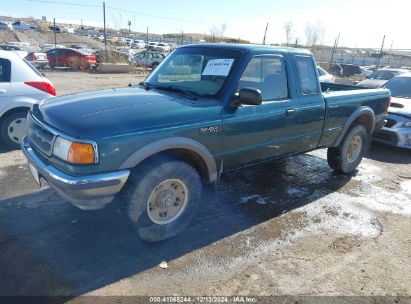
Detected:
[
  {"left": 145, "top": 47, "right": 242, "bottom": 98},
  {"left": 384, "top": 76, "right": 411, "bottom": 99}
]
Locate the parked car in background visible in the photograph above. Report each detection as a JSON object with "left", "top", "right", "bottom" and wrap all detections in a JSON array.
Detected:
[
  {"left": 0, "top": 21, "right": 10, "bottom": 30},
  {"left": 0, "top": 45, "right": 28, "bottom": 58},
  {"left": 131, "top": 51, "right": 165, "bottom": 68},
  {"left": 40, "top": 43, "right": 65, "bottom": 52},
  {"left": 69, "top": 44, "right": 95, "bottom": 54},
  {"left": 12, "top": 20, "right": 38, "bottom": 30},
  {"left": 25, "top": 51, "right": 48, "bottom": 69},
  {"left": 154, "top": 43, "right": 171, "bottom": 52},
  {"left": 146, "top": 42, "right": 159, "bottom": 50},
  {"left": 49, "top": 26, "right": 61, "bottom": 33},
  {"left": 131, "top": 40, "right": 146, "bottom": 49},
  {"left": 360, "top": 65, "right": 376, "bottom": 77},
  {"left": 317, "top": 66, "right": 335, "bottom": 83},
  {"left": 373, "top": 73, "right": 411, "bottom": 149},
  {"left": 357, "top": 68, "right": 409, "bottom": 88},
  {"left": 46, "top": 48, "right": 96, "bottom": 70},
  {"left": 0, "top": 50, "right": 56, "bottom": 148},
  {"left": 329, "top": 63, "right": 343, "bottom": 77},
  {"left": 340, "top": 64, "right": 362, "bottom": 77}
]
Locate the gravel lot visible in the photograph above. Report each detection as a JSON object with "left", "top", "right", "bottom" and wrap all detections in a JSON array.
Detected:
[{"left": 0, "top": 71, "right": 410, "bottom": 300}]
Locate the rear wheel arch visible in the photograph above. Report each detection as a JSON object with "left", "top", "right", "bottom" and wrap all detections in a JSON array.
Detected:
[
  {"left": 119, "top": 137, "right": 218, "bottom": 183},
  {"left": 0, "top": 106, "right": 29, "bottom": 125},
  {"left": 332, "top": 106, "right": 375, "bottom": 147}
]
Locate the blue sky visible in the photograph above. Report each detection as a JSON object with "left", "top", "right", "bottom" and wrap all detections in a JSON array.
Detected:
[{"left": 1, "top": 0, "right": 410, "bottom": 49}]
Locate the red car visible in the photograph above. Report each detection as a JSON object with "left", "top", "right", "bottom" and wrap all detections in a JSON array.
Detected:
[{"left": 46, "top": 48, "right": 96, "bottom": 70}]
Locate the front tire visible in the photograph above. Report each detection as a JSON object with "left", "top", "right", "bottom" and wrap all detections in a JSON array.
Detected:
[
  {"left": 1, "top": 111, "right": 28, "bottom": 149},
  {"left": 125, "top": 157, "right": 202, "bottom": 242},
  {"left": 327, "top": 124, "right": 368, "bottom": 174}
]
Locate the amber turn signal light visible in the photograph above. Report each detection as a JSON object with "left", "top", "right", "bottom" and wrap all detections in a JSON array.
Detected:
[{"left": 68, "top": 142, "right": 95, "bottom": 164}]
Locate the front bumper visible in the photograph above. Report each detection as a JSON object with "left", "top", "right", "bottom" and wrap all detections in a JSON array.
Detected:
[
  {"left": 373, "top": 128, "right": 411, "bottom": 149},
  {"left": 22, "top": 136, "right": 130, "bottom": 210}
]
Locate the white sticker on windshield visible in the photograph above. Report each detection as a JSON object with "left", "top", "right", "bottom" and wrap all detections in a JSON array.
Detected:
[{"left": 202, "top": 59, "right": 234, "bottom": 76}]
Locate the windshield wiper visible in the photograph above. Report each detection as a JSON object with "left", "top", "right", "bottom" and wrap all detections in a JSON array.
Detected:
[
  {"left": 138, "top": 81, "right": 151, "bottom": 90},
  {"left": 153, "top": 84, "right": 198, "bottom": 100}
]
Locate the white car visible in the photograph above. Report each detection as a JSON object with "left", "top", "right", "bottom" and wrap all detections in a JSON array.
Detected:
[
  {"left": 132, "top": 40, "right": 146, "bottom": 49},
  {"left": 154, "top": 43, "right": 171, "bottom": 52},
  {"left": 0, "top": 50, "right": 56, "bottom": 148},
  {"left": 317, "top": 66, "right": 335, "bottom": 83}
]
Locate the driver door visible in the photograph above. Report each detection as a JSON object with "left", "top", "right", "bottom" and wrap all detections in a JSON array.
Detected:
[{"left": 222, "top": 55, "right": 301, "bottom": 171}]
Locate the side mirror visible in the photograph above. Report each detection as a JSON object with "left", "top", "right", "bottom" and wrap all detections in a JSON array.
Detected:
[{"left": 230, "top": 87, "right": 262, "bottom": 107}]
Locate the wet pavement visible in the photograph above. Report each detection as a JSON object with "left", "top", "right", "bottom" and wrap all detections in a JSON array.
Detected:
[{"left": 0, "top": 141, "right": 410, "bottom": 298}]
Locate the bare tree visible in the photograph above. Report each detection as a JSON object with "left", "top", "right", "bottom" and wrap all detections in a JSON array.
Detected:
[
  {"left": 209, "top": 23, "right": 227, "bottom": 38},
  {"left": 283, "top": 20, "right": 293, "bottom": 46},
  {"left": 304, "top": 22, "right": 324, "bottom": 47}
]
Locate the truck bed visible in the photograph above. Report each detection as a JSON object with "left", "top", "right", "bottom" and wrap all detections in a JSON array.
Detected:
[
  {"left": 319, "top": 86, "right": 391, "bottom": 147},
  {"left": 320, "top": 82, "right": 368, "bottom": 92}
]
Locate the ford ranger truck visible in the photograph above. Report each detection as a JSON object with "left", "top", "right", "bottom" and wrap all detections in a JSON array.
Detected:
[{"left": 22, "top": 44, "right": 391, "bottom": 242}]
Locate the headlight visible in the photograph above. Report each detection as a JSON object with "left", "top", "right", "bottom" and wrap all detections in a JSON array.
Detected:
[
  {"left": 403, "top": 122, "right": 411, "bottom": 127},
  {"left": 53, "top": 136, "right": 97, "bottom": 164}
]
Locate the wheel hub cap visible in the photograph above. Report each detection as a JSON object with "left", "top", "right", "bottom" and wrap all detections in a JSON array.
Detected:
[
  {"left": 347, "top": 135, "right": 362, "bottom": 163},
  {"left": 147, "top": 179, "right": 188, "bottom": 225},
  {"left": 8, "top": 118, "right": 27, "bottom": 144}
]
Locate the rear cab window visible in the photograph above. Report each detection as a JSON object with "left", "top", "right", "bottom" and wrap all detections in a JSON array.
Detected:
[
  {"left": 238, "top": 56, "right": 289, "bottom": 101},
  {"left": 295, "top": 56, "right": 319, "bottom": 95}
]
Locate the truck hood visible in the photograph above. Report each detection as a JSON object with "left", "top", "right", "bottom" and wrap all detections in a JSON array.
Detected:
[
  {"left": 33, "top": 87, "right": 221, "bottom": 139},
  {"left": 388, "top": 97, "right": 411, "bottom": 118}
]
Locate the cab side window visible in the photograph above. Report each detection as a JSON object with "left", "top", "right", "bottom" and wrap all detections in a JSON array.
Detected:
[
  {"left": 0, "top": 58, "right": 11, "bottom": 82},
  {"left": 238, "top": 56, "right": 288, "bottom": 101},
  {"left": 295, "top": 56, "right": 319, "bottom": 95}
]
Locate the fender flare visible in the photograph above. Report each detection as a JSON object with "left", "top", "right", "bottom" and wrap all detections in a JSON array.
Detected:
[
  {"left": 332, "top": 106, "right": 375, "bottom": 147},
  {"left": 119, "top": 137, "right": 218, "bottom": 182}
]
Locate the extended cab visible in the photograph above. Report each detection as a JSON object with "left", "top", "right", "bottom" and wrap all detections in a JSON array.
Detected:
[{"left": 22, "top": 44, "right": 391, "bottom": 241}]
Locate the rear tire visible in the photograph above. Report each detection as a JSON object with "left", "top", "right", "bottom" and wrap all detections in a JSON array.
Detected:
[
  {"left": 0, "top": 111, "right": 28, "bottom": 149},
  {"left": 124, "top": 157, "right": 202, "bottom": 242},
  {"left": 327, "top": 124, "right": 368, "bottom": 174}
]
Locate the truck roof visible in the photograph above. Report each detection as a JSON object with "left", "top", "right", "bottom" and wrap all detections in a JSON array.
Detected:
[{"left": 180, "top": 43, "right": 312, "bottom": 56}]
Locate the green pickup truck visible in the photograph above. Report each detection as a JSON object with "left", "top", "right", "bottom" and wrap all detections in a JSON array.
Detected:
[{"left": 22, "top": 44, "right": 391, "bottom": 241}]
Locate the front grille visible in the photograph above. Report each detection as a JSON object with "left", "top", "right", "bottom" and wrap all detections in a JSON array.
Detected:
[
  {"left": 27, "top": 114, "right": 55, "bottom": 156},
  {"left": 385, "top": 118, "right": 397, "bottom": 128}
]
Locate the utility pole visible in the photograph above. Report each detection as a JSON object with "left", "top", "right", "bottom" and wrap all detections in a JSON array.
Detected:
[
  {"left": 387, "top": 40, "right": 393, "bottom": 66},
  {"left": 375, "top": 35, "right": 385, "bottom": 68},
  {"left": 329, "top": 32, "right": 340, "bottom": 67},
  {"left": 146, "top": 26, "right": 148, "bottom": 45},
  {"left": 103, "top": 1, "right": 107, "bottom": 61},
  {"left": 181, "top": 31, "right": 184, "bottom": 45},
  {"left": 53, "top": 18, "right": 57, "bottom": 68},
  {"left": 262, "top": 22, "right": 268, "bottom": 45},
  {"left": 128, "top": 20, "right": 131, "bottom": 32}
]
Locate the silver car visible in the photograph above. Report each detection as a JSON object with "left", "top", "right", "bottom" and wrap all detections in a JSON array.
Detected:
[
  {"left": 132, "top": 51, "right": 165, "bottom": 69},
  {"left": 357, "top": 68, "right": 409, "bottom": 88},
  {"left": 373, "top": 73, "right": 411, "bottom": 149}
]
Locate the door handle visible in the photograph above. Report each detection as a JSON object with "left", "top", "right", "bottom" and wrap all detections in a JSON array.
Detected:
[
  {"left": 0, "top": 89, "right": 7, "bottom": 94},
  {"left": 286, "top": 108, "right": 297, "bottom": 117}
]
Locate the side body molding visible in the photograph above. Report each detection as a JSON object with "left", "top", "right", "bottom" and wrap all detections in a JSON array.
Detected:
[
  {"left": 332, "top": 106, "right": 375, "bottom": 147},
  {"left": 119, "top": 137, "right": 218, "bottom": 182}
]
